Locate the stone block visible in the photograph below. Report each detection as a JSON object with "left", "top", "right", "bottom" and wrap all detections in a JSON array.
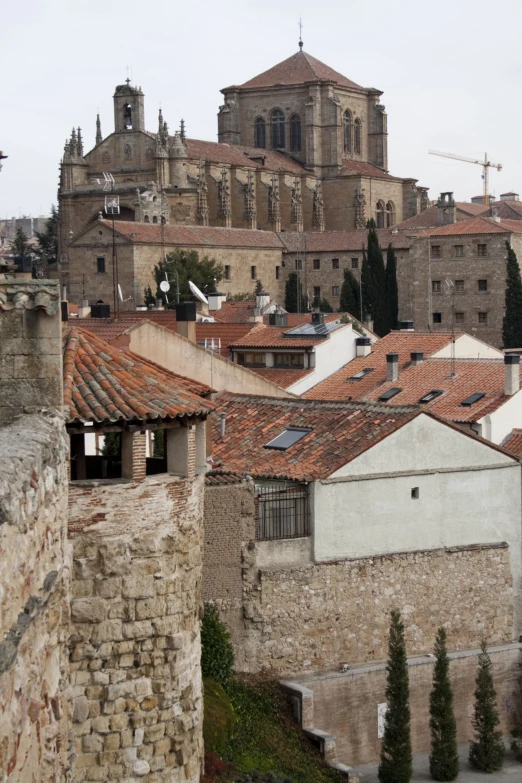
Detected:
[
  {"left": 135, "top": 597, "right": 166, "bottom": 620},
  {"left": 92, "top": 716, "right": 111, "bottom": 734},
  {"left": 91, "top": 619, "right": 123, "bottom": 643},
  {"left": 133, "top": 727, "right": 145, "bottom": 746},
  {"left": 135, "top": 678, "right": 153, "bottom": 698},
  {"left": 144, "top": 723, "right": 165, "bottom": 743},
  {"left": 133, "top": 760, "right": 150, "bottom": 776},
  {"left": 73, "top": 695, "right": 90, "bottom": 723},
  {"left": 110, "top": 712, "right": 129, "bottom": 731},
  {"left": 0, "top": 377, "right": 62, "bottom": 409},
  {"left": 96, "top": 577, "right": 122, "bottom": 599},
  {"left": 122, "top": 620, "right": 153, "bottom": 640},
  {"left": 122, "top": 575, "right": 156, "bottom": 599},
  {"left": 109, "top": 601, "right": 135, "bottom": 621},
  {"left": 83, "top": 733, "right": 104, "bottom": 753},
  {"left": 105, "top": 681, "right": 136, "bottom": 701},
  {"left": 13, "top": 352, "right": 62, "bottom": 379},
  {"left": 154, "top": 737, "right": 171, "bottom": 755}
]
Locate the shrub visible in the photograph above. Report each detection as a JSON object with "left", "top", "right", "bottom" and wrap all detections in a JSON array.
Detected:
[{"left": 201, "top": 603, "right": 234, "bottom": 688}]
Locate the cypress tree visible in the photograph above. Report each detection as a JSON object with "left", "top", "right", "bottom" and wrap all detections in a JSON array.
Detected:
[
  {"left": 378, "top": 610, "right": 412, "bottom": 783},
  {"left": 284, "top": 271, "right": 308, "bottom": 313},
  {"left": 385, "top": 244, "right": 399, "bottom": 334},
  {"left": 340, "top": 268, "right": 361, "bottom": 318},
  {"left": 502, "top": 241, "right": 522, "bottom": 348},
  {"left": 468, "top": 641, "right": 504, "bottom": 772},
  {"left": 429, "top": 628, "right": 459, "bottom": 781},
  {"left": 361, "top": 246, "right": 373, "bottom": 322},
  {"left": 368, "top": 224, "right": 387, "bottom": 336}
]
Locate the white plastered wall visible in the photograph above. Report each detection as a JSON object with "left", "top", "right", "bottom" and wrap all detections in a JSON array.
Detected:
[
  {"left": 479, "top": 388, "right": 522, "bottom": 445},
  {"left": 287, "top": 322, "right": 357, "bottom": 395},
  {"left": 433, "top": 334, "right": 503, "bottom": 359}
]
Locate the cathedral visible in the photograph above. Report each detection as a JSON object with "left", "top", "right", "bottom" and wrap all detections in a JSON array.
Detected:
[{"left": 58, "top": 45, "right": 428, "bottom": 307}]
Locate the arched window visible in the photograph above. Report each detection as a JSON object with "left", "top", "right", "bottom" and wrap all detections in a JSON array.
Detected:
[
  {"left": 124, "top": 103, "right": 133, "bottom": 130},
  {"left": 254, "top": 117, "right": 266, "bottom": 149},
  {"left": 343, "top": 110, "right": 352, "bottom": 154},
  {"left": 290, "top": 115, "right": 301, "bottom": 152},
  {"left": 386, "top": 201, "right": 395, "bottom": 228},
  {"left": 271, "top": 109, "right": 285, "bottom": 150},
  {"left": 354, "top": 118, "right": 361, "bottom": 155},
  {"left": 152, "top": 215, "right": 158, "bottom": 224},
  {"left": 144, "top": 215, "right": 150, "bottom": 223},
  {"left": 376, "top": 200, "right": 386, "bottom": 228}
]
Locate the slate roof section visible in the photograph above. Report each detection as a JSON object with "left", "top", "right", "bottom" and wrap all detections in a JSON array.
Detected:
[
  {"left": 98, "top": 220, "right": 285, "bottom": 248},
  {"left": 63, "top": 326, "right": 213, "bottom": 425},
  {"left": 212, "top": 393, "right": 419, "bottom": 481},
  {"left": 237, "top": 50, "right": 366, "bottom": 92},
  {"left": 184, "top": 138, "right": 305, "bottom": 174}
]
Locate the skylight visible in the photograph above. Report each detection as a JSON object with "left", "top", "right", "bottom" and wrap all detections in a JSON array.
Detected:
[
  {"left": 264, "top": 427, "right": 312, "bottom": 450},
  {"left": 460, "top": 392, "right": 486, "bottom": 407},
  {"left": 348, "top": 367, "right": 374, "bottom": 381},
  {"left": 418, "top": 390, "right": 443, "bottom": 404},
  {"left": 378, "top": 387, "right": 402, "bottom": 402}
]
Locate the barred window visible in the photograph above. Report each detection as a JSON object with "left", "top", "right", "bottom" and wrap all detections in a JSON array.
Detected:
[{"left": 477, "top": 244, "right": 487, "bottom": 257}]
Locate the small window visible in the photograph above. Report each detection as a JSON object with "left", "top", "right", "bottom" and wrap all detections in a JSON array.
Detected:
[
  {"left": 237, "top": 352, "right": 266, "bottom": 367},
  {"left": 454, "top": 245, "right": 464, "bottom": 258},
  {"left": 478, "top": 311, "right": 488, "bottom": 325},
  {"left": 224, "top": 265, "right": 230, "bottom": 280},
  {"left": 455, "top": 312, "right": 465, "bottom": 324},
  {"left": 477, "top": 243, "right": 487, "bottom": 257},
  {"left": 295, "top": 259, "right": 302, "bottom": 271},
  {"left": 432, "top": 312, "right": 442, "bottom": 324},
  {"left": 431, "top": 245, "right": 441, "bottom": 258},
  {"left": 351, "top": 258, "right": 359, "bottom": 269},
  {"left": 332, "top": 286, "right": 340, "bottom": 296},
  {"left": 274, "top": 353, "right": 304, "bottom": 368},
  {"left": 379, "top": 387, "right": 402, "bottom": 402},
  {"left": 432, "top": 280, "right": 441, "bottom": 294},
  {"left": 478, "top": 279, "right": 488, "bottom": 292},
  {"left": 271, "top": 108, "right": 285, "bottom": 149},
  {"left": 455, "top": 280, "right": 465, "bottom": 293},
  {"left": 313, "top": 286, "right": 321, "bottom": 299},
  {"left": 313, "top": 259, "right": 321, "bottom": 270},
  {"left": 265, "top": 427, "right": 312, "bottom": 451},
  {"left": 254, "top": 117, "right": 266, "bottom": 149},
  {"left": 152, "top": 216, "right": 158, "bottom": 224},
  {"left": 461, "top": 392, "right": 486, "bottom": 407},
  {"left": 332, "top": 258, "right": 340, "bottom": 270},
  {"left": 418, "top": 389, "right": 443, "bottom": 404},
  {"left": 96, "top": 257, "right": 106, "bottom": 274},
  {"left": 348, "top": 367, "right": 374, "bottom": 381},
  {"left": 251, "top": 265, "right": 257, "bottom": 280},
  {"left": 275, "top": 266, "right": 280, "bottom": 280},
  {"left": 411, "top": 487, "right": 419, "bottom": 499}
]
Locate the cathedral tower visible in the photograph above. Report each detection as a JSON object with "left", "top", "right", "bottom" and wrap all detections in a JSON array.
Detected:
[{"left": 113, "top": 80, "right": 145, "bottom": 133}]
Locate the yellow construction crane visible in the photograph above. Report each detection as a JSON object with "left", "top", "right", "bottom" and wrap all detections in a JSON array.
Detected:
[{"left": 428, "top": 150, "right": 502, "bottom": 206}]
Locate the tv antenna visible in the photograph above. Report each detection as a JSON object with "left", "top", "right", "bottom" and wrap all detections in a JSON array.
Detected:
[
  {"left": 117, "top": 284, "right": 133, "bottom": 303},
  {"left": 101, "top": 172, "right": 120, "bottom": 318},
  {"left": 159, "top": 270, "right": 179, "bottom": 306},
  {"left": 445, "top": 278, "right": 456, "bottom": 378}
]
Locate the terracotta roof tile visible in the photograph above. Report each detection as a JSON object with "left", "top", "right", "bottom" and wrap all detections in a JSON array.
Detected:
[
  {"left": 205, "top": 471, "right": 248, "bottom": 486},
  {"left": 237, "top": 50, "right": 365, "bottom": 92},
  {"left": 423, "top": 216, "right": 522, "bottom": 237},
  {"left": 502, "top": 429, "right": 522, "bottom": 458},
  {"left": 184, "top": 138, "right": 305, "bottom": 174},
  {"left": 249, "top": 367, "right": 312, "bottom": 389},
  {"left": 212, "top": 393, "right": 419, "bottom": 481},
  {"left": 99, "top": 220, "right": 285, "bottom": 248},
  {"left": 339, "top": 160, "right": 396, "bottom": 179},
  {"left": 63, "top": 326, "right": 213, "bottom": 425},
  {"left": 229, "top": 322, "right": 344, "bottom": 348},
  {"left": 393, "top": 203, "right": 490, "bottom": 231},
  {"left": 195, "top": 322, "right": 255, "bottom": 355}
]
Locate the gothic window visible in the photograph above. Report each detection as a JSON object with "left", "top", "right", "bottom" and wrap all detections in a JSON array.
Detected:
[
  {"left": 376, "top": 200, "right": 386, "bottom": 228},
  {"left": 271, "top": 109, "right": 285, "bottom": 150},
  {"left": 386, "top": 201, "right": 395, "bottom": 227},
  {"left": 290, "top": 115, "right": 301, "bottom": 152},
  {"left": 144, "top": 215, "right": 150, "bottom": 223},
  {"left": 354, "top": 118, "right": 362, "bottom": 155},
  {"left": 343, "top": 110, "right": 352, "bottom": 154},
  {"left": 124, "top": 103, "right": 133, "bottom": 130},
  {"left": 152, "top": 216, "right": 158, "bottom": 224},
  {"left": 254, "top": 117, "right": 266, "bottom": 149}
]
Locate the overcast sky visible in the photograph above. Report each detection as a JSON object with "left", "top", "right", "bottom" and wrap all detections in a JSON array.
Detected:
[{"left": 2, "top": 0, "right": 522, "bottom": 218}]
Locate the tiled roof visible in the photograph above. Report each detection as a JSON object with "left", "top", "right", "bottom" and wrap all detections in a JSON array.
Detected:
[
  {"left": 279, "top": 229, "right": 412, "bottom": 253},
  {"left": 249, "top": 367, "right": 312, "bottom": 389},
  {"left": 63, "top": 326, "right": 213, "bottom": 425},
  {"left": 393, "top": 203, "right": 489, "bottom": 231},
  {"left": 262, "top": 311, "right": 342, "bottom": 328},
  {"left": 184, "top": 138, "right": 305, "bottom": 174},
  {"left": 423, "top": 217, "right": 522, "bottom": 237},
  {"left": 339, "top": 160, "right": 397, "bottom": 179},
  {"left": 361, "top": 357, "right": 521, "bottom": 423},
  {"left": 486, "top": 201, "right": 522, "bottom": 220},
  {"left": 304, "top": 331, "right": 462, "bottom": 400},
  {"left": 237, "top": 50, "right": 365, "bottom": 92},
  {"left": 99, "top": 220, "right": 285, "bottom": 248},
  {"left": 229, "top": 322, "right": 343, "bottom": 348},
  {"left": 502, "top": 429, "right": 522, "bottom": 458},
  {"left": 212, "top": 393, "right": 419, "bottom": 481},
  {"left": 213, "top": 300, "right": 258, "bottom": 323},
  {"left": 73, "top": 318, "right": 135, "bottom": 342},
  {"left": 205, "top": 471, "right": 248, "bottom": 486},
  {"left": 195, "top": 322, "right": 255, "bottom": 355}
]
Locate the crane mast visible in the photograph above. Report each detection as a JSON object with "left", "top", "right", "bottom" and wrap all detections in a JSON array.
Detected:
[{"left": 428, "top": 150, "right": 502, "bottom": 206}]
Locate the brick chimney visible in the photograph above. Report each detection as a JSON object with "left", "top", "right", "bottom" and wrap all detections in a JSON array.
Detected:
[
  {"left": 176, "top": 301, "right": 197, "bottom": 343},
  {"left": 410, "top": 351, "right": 424, "bottom": 366},
  {"left": 386, "top": 352, "right": 399, "bottom": 382},
  {"left": 504, "top": 354, "right": 520, "bottom": 396},
  {"left": 437, "top": 192, "right": 456, "bottom": 225}
]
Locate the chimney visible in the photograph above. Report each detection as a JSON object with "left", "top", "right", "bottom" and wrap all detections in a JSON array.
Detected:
[
  {"left": 78, "top": 298, "right": 91, "bottom": 318},
  {"left": 364, "top": 313, "right": 374, "bottom": 333},
  {"left": 311, "top": 312, "right": 325, "bottom": 326},
  {"left": 61, "top": 300, "right": 69, "bottom": 322},
  {"left": 386, "top": 353, "right": 399, "bottom": 382},
  {"left": 437, "top": 192, "right": 456, "bottom": 226},
  {"left": 176, "top": 301, "right": 197, "bottom": 343},
  {"left": 356, "top": 337, "right": 372, "bottom": 357},
  {"left": 410, "top": 351, "right": 423, "bottom": 366},
  {"left": 256, "top": 291, "right": 270, "bottom": 312},
  {"left": 504, "top": 354, "right": 520, "bottom": 396},
  {"left": 219, "top": 412, "right": 226, "bottom": 438},
  {"left": 208, "top": 292, "right": 227, "bottom": 312},
  {"left": 269, "top": 308, "right": 288, "bottom": 327},
  {"left": 399, "top": 320, "right": 414, "bottom": 331}
]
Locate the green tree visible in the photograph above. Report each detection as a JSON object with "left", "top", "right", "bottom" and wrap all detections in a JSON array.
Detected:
[
  {"left": 340, "top": 268, "right": 361, "bottom": 318},
  {"left": 368, "top": 225, "right": 387, "bottom": 336},
  {"left": 502, "top": 242, "right": 522, "bottom": 348},
  {"left": 468, "top": 641, "right": 504, "bottom": 773},
  {"left": 10, "top": 227, "right": 31, "bottom": 257},
  {"left": 255, "top": 278, "right": 265, "bottom": 295},
  {"left": 100, "top": 432, "right": 121, "bottom": 459},
  {"left": 144, "top": 285, "right": 155, "bottom": 306},
  {"left": 378, "top": 610, "right": 412, "bottom": 783},
  {"left": 34, "top": 205, "right": 58, "bottom": 265},
  {"left": 152, "top": 429, "right": 164, "bottom": 459},
  {"left": 429, "top": 628, "right": 459, "bottom": 781},
  {"left": 385, "top": 244, "right": 399, "bottom": 334},
  {"left": 201, "top": 604, "right": 234, "bottom": 689},
  {"left": 151, "top": 249, "right": 223, "bottom": 309},
  {"left": 284, "top": 271, "right": 308, "bottom": 313}
]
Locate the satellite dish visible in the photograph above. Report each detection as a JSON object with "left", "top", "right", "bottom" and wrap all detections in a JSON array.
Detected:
[
  {"left": 118, "top": 284, "right": 123, "bottom": 302},
  {"left": 160, "top": 280, "right": 170, "bottom": 293},
  {"left": 189, "top": 279, "right": 208, "bottom": 305}
]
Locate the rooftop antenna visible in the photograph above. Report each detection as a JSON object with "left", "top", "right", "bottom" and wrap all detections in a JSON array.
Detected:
[
  {"left": 159, "top": 269, "right": 179, "bottom": 306},
  {"left": 298, "top": 18, "right": 304, "bottom": 51},
  {"left": 445, "top": 278, "right": 456, "bottom": 378},
  {"left": 117, "top": 284, "right": 133, "bottom": 304},
  {"left": 102, "top": 172, "right": 120, "bottom": 318}
]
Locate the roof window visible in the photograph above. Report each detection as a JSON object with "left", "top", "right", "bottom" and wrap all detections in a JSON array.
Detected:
[
  {"left": 378, "top": 387, "right": 402, "bottom": 402},
  {"left": 264, "top": 427, "right": 312, "bottom": 451},
  {"left": 348, "top": 367, "right": 374, "bottom": 381},
  {"left": 460, "top": 392, "right": 486, "bottom": 407},
  {"left": 418, "top": 390, "right": 443, "bottom": 404}
]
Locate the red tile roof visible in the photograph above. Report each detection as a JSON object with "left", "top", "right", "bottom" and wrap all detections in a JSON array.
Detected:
[
  {"left": 361, "top": 357, "right": 520, "bottom": 423},
  {"left": 279, "top": 228, "right": 412, "bottom": 253},
  {"left": 423, "top": 217, "right": 522, "bottom": 237},
  {"left": 393, "top": 203, "right": 490, "bottom": 232},
  {"left": 99, "top": 220, "right": 285, "bottom": 248},
  {"left": 184, "top": 138, "right": 305, "bottom": 175},
  {"left": 213, "top": 300, "right": 258, "bottom": 323},
  {"left": 205, "top": 471, "right": 247, "bottom": 486},
  {"left": 304, "top": 331, "right": 461, "bottom": 400},
  {"left": 194, "top": 322, "right": 255, "bottom": 355},
  {"left": 339, "top": 160, "right": 397, "bottom": 179},
  {"left": 212, "top": 393, "right": 419, "bottom": 481},
  {"left": 229, "top": 322, "right": 343, "bottom": 349},
  {"left": 249, "top": 367, "right": 312, "bottom": 389},
  {"left": 63, "top": 326, "right": 213, "bottom": 425},
  {"left": 502, "top": 429, "right": 522, "bottom": 458},
  {"left": 237, "top": 50, "right": 366, "bottom": 92}
]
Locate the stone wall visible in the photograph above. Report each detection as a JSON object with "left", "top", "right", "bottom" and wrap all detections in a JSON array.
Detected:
[
  {"left": 0, "top": 413, "right": 71, "bottom": 783},
  {"left": 68, "top": 468, "right": 205, "bottom": 783}
]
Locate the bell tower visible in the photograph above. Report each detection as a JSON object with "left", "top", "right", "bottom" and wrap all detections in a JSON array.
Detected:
[{"left": 113, "top": 80, "right": 145, "bottom": 133}]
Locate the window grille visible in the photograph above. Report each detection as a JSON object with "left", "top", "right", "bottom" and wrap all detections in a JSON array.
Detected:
[{"left": 256, "top": 483, "right": 309, "bottom": 540}]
